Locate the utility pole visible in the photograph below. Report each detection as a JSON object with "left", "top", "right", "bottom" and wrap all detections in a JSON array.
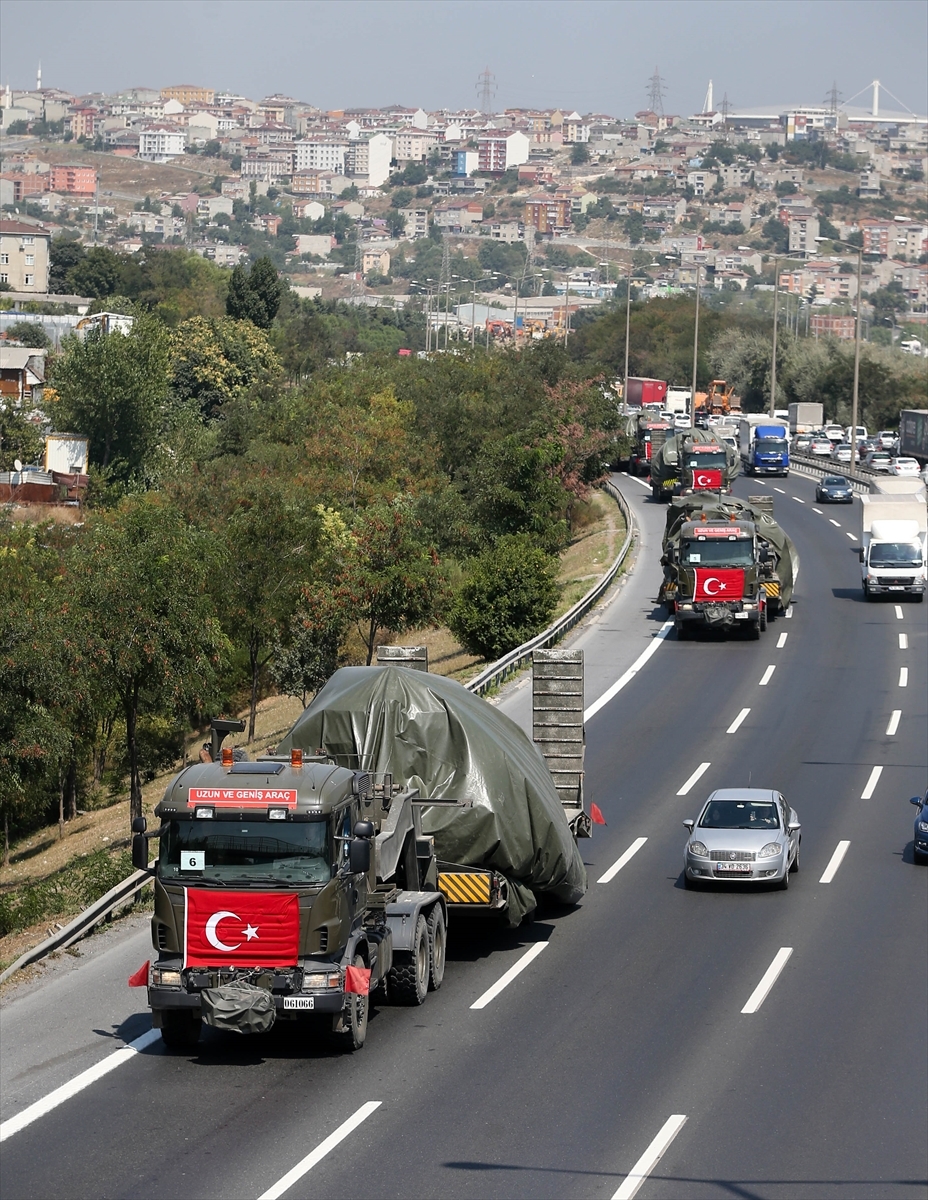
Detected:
[{"left": 690, "top": 263, "right": 701, "bottom": 411}]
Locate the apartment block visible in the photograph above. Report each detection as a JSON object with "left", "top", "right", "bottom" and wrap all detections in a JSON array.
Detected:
[
  {"left": 399, "top": 208, "right": 429, "bottom": 239},
  {"left": 0, "top": 220, "right": 51, "bottom": 292},
  {"left": 48, "top": 165, "right": 97, "bottom": 195},
  {"left": 345, "top": 132, "right": 392, "bottom": 187},
  {"left": 788, "top": 215, "right": 819, "bottom": 255},
  {"left": 138, "top": 125, "right": 187, "bottom": 161},
  {"left": 860, "top": 220, "right": 893, "bottom": 256},
  {"left": 294, "top": 138, "right": 349, "bottom": 174},
  {"left": 524, "top": 195, "right": 571, "bottom": 234},
  {"left": 160, "top": 84, "right": 215, "bottom": 107},
  {"left": 811, "top": 314, "right": 856, "bottom": 340},
  {"left": 477, "top": 131, "right": 530, "bottom": 173},
  {"left": 393, "top": 129, "right": 438, "bottom": 163}
]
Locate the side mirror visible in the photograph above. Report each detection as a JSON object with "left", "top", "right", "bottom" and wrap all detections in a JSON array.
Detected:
[
  {"left": 131, "top": 834, "right": 149, "bottom": 871},
  {"left": 911, "top": 796, "right": 923, "bottom": 807},
  {"left": 857, "top": 549, "right": 865, "bottom": 563},
  {"left": 683, "top": 819, "right": 695, "bottom": 832},
  {"left": 131, "top": 816, "right": 147, "bottom": 834},
  {"left": 787, "top": 822, "right": 801, "bottom": 834},
  {"left": 349, "top": 838, "right": 371, "bottom": 875},
  {"left": 354, "top": 820, "right": 375, "bottom": 839}
]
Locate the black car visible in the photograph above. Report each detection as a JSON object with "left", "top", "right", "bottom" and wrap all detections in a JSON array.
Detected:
[
  {"left": 816, "top": 475, "right": 853, "bottom": 503},
  {"left": 912, "top": 792, "right": 928, "bottom": 863}
]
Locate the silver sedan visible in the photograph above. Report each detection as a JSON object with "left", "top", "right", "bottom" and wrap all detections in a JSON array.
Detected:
[{"left": 683, "top": 788, "right": 800, "bottom": 889}]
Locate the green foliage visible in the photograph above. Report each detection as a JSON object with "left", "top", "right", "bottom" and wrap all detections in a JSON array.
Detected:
[
  {"left": 0, "top": 397, "right": 46, "bottom": 469},
  {"left": 271, "top": 584, "right": 347, "bottom": 707},
  {"left": 570, "top": 142, "right": 590, "bottom": 165},
  {"left": 624, "top": 212, "right": 645, "bottom": 244},
  {"left": 449, "top": 534, "right": 559, "bottom": 660},
  {"left": 5, "top": 319, "right": 51, "bottom": 348},
  {"left": 761, "top": 217, "right": 789, "bottom": 252},
  {"left": 390, "top": 163, "right": 428, "bottom": 187},
  {"left": 225, "top": 256, "right": 283, "bottom": 328},
  {"left": 0, "top": 848, "right": 135, "bottom": 938},
  {"left": 169, "top": 315, "right": 280, "bottom": 418},
  {"left": 390, "top": 188, "right": 414, "bottom": 209},
  {"left": 66, "top": 247, "right": 123, "bottom": 298}
]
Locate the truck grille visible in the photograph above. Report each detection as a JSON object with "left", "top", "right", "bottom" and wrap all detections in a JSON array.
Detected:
[
  {"left": 710, "top": 849, "right": 755, "bottom": 861},
  {"left": 878, "top": 577, "right": 915, "bottom": 586}
]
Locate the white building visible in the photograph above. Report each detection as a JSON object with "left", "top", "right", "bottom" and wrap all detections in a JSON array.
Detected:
[
  {"left": 294, "top": 138, "right": 349, "bottom": 174},
  {"left": 345, "top": 132, "right": 392, "bottom": 188},
  {"left": 138, "top": 125, "right": 187, "bottom": 161}
]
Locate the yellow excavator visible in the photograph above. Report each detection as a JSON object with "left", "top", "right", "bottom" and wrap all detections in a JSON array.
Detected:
[{"left": 693, "top": 380, "right": 742, "bottom": 417}]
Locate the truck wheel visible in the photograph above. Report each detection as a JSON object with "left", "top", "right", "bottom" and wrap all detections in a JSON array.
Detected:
[
  {"left": 748, "top": 619, "right": 761, "bottom": 640},
  {"left": 336, "top": 955, "right": 368, "bottom": 1050},
  {"left": 427, "top": 903, "right": 446, "bottom": 991},
  {"left": 388, "top": 913, "right": 429, "bottom": 1005},
  {"left": 676, "top": 621, "right": 690, "bottom": 640},
  {"left": 157, "top": 1009, "right": 201, "bottom": 1051},
  {"left": 759, "top": 608, "right": 767, "bottom": 632},
  {"left": 862, "top": 582, "right": 871, "bottom": 600}
]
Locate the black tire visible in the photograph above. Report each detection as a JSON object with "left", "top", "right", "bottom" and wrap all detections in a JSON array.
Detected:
[
  {"left": 336, "top": 955, "right": 368, "bottom": 1050},
  {"left": 388, "top": 913, "right": 429, "bottom": 1005},
  {"left": 790, "top": 840, "right": 800, "bottom": 873},
  {"left": 863, "top": 582, "right": 870, "bottom": 600},
  {"left": 759, "top": 608, "right": 768, "bottom": 632},
  {"left": 158, "top": 1009, "right": 201, "bottom": 1051},
  {"left": 778, "top": 862, "right": 790, "bottom": 890},
  {"left": 748, "top": 619, "right": 761, "bottom": 640},
  {"left": 676, "top": 621, "right": 690, "bottom": 640},
  {"left": 915, "top": 593, "right": 924, "bottom": 604},
  {"left": 427, "top": 903, "right": 446, "bottom": 991}
]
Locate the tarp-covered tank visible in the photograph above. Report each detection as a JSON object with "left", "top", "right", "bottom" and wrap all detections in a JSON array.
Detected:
[
  {"left": 661, "top": 494, "right": 799, "bottom": 612},
  {"left": 277, "top": 666, "right": 588, "bottom": 923},
  {"left": 649, "top": 429, "right": 740, "bottom": 500}
]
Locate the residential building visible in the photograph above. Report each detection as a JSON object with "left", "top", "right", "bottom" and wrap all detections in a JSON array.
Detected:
[
  {"left": 345, "top": 132, "right": 392, "bottom": 187},
  {"left": 393, "top": 129, "right": 438, "bottom": 163},
  {"left": 642, "top": 196, "right": 688, "bottom": 224},
  {"left": 294, "top": 233, "right": 336, "bottom": 257},
  {"left": 0, "top": 346, "right": 46, "bottom": 403},
  {"left": 718, "top": 163, "right": 754, "bottom": 189},
  {"left": 294, "top": 138, "right": 349, "bottom": 174},
  {"left": 0, "top": 220, "right": 51, "bottom": 292},
  {"left": 477, "top": 130, "right": 530, "bottom": 173},
  {"left": 362, "top": 248, "right": 391, "bottom": 277},
  {"left": 399, "top": 208, "right": 429, "bottom": 239},
  {"left": 67, "top": 107, "right": 99, "bottom": 140},
  {"left": 241, "top": 148, "right": 295, "bottom": 181},
  {"left": 524, "top": 194, "right": 571, "bottom": 234},
  {"left": 486, "top": 221, "right": 524, "bottom": 243},
  {"left": 453, "top": 150, "right": 479, "bottom": 177},
  {"left": 858, "top": 170, "right": 881, "bottom": 197},
  {"left": 860, "top": 220, "right": 893, "bottom": 256},
  {"left": 138, "top": 125, "right": 187, "bottom": 161},
  {"left": 291, "top": 199, "right": 325, "bottom": 221},
  {"left": 686, "top": 169, "right": 717, "bottom": 196},
  {"left": 432, "top": 200, "right": 483, "bottom": 229},
  {"left": 126, "top": 211, "right": 186, "bottom": 239},
  {"left": 0, "top": 173, "right": 46, "bottom": 204},
  {"left": 47, "top": 165, "right": 97, "bottom": 195},
  {"left": 899, "top": 224, "right": 928, "bottom": 261},
  {"left": 160, "top": 84, "right": 215, "bottom": 107},
  {"left": 788, "top": 214, "right": 820, "bottom": 255},
  {"left": 197, "top": 195, "right": 234, "bottom": 220},
  {"left": 811, "top": 314, "right": 856, "bottom": 340},
  {"left": 562, "top": 112, "right": 590, "bottom": 143},
  {"left": 193, "top": 243, "right": 248, "bottom": 267}
]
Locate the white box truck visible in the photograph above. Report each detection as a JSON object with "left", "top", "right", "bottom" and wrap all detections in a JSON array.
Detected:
[
  {"left": 788, "top": 402, "right": 823, "bottom": 434},
  {"left": 860, "top": 495, "right": 927, "bottom": 600}
]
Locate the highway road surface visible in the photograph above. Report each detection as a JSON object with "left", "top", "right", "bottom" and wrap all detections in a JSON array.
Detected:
[{"left": 1, "top": 468, "right": 925, "bottom": 1200}]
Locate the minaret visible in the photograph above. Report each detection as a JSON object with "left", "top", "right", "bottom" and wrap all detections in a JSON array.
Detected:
[{"left": 37, "top": 62, "right": 42, "bottom": 91}]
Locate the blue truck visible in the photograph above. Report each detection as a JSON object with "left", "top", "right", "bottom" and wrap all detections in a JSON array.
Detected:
[{"left": 739, "top": 416, "right": 790, "bottom": 476}]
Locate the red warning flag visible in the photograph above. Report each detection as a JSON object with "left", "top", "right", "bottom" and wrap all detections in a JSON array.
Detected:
[
  {"left": 590, "top": 803, "right": 607, "bottom": 826},
  {"left": 128, "top": 960, "right": 150, "bottom": 987},
  {"left": 344, "top": 965, "right": 372, "bottom": 995}
]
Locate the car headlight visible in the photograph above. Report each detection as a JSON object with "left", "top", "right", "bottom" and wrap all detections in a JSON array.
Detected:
[
  {"left": 688, "top": 840, "right": 709, "bottom": 857},
  {"left": 918, "top": 821, "right": 928, "bottom": 833},
  {"left": 758, "top": 842, "right": 782, "bottom": 858}
]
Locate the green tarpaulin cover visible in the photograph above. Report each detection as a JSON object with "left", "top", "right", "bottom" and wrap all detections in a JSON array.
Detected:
[{"left": 278, "top": 666, "right": 587, "bottom": 924}]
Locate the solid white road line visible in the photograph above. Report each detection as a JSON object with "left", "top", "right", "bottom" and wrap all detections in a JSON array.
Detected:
[
  {"left": 470, "top": 942, "right": 547, "bottom": 1010},
  {"left": 612, "top": 1114, "right": 688, "bottom": 1200},
  {"left": 741, "top": 947, "right": 793, "bottom": 1014},
  {"left": 584, "top": 621, "right": 675, "bottom": 722},
  {"left": 625, "top": 473, "right": 653, "bottom": 491},
  {"left": 257, "top": 1102, "right": 382, "bottom": 1200},
  {"left": 886, "top": 710, "right": 901, "bottom": 736},
  {"left": 899, "top": 667, "right": 908, "bottom": 687},
  {"left": 776, "top": 632, "right": 788, "bottom": 648},
  {"left": 819, "top": 841, "right": 851, "bottom": 884},
  {"left": 899, "top": 633, "right": 908, "bottom": 649},
  {"left": 677, "top": 762, "right": 711, "bottom": 796},
  {"left": 812, "top": 507, "right": 823, "bottom": 514},
  {"left": 773, "top": 487, "right": 786, "bottom": 494},
  {"left": 792, "top": 496, "right": 804, "bottom": 504},
  {"left": 785, "top": 605, "right": 793, "bottom": 618},
  {"left": 597, "top": 837, "right": 648, "bottom": 884},
  {"left": 861, "top": 765, "right": 883, "bottom": 799},
  {"left": 727, "top": 708, "right": 750, "bottom": 734},
  {"left": 895, "top": 605, "right": 904, "bottom": 619},
  {"left": 829, "top": 519, "right": 841, "bottom": 527},
  {"left": 759, "top": 665, "right": 776, "bottom": 686},
  {"left": 846, "top": 532, "right": 857, "bottom": 540},
  {"left": 0, "top": 1028, "right": 160, "bottom": 1142}
]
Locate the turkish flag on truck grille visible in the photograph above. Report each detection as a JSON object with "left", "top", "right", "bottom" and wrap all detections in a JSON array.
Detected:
[
  {"left": 694, "top": 569, "right": 745, "bottom": 601},
  {"left": 692, "top": 468, "right": 723, "bottom": 489},
  {"left": 184, "top": 890, "right": 299, "bottom": 968}
]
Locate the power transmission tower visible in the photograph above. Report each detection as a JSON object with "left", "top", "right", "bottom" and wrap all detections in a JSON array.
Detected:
[
  {"left": 646, "top": 67, "right": 666, "bottom": 116},
  {"left": 476, "top": 67, "right": 497, "bottom": 115},
  {"left": 825, "top": 81, "right": 841, "bottom": 125},
  {"left": 351, "top": 233, "right": 365, "bottom": 301},
  {"left": 720, "top": 93, "right": 731, "bottom": 127}
]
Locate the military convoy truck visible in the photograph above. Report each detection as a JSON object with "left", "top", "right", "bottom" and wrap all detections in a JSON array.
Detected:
[
  {"left": 626, "top": 412, "right": 673, "bottom": 476},
  {"left": 648, "top": 429, "right": 741, "bottom": 501},
  {"left": 134, "top": 656, "right": 588, "bottom": 1052},
  {"left": 658, "top": 495, "right": 799, "bottom": 637}
]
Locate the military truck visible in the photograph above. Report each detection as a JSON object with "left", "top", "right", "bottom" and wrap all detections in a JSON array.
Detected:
[
  {"left": 648, "top": 429, "right": 740, "bottom": 501},
  {"left": 135, "top": 658, "right": 587, "bottom": 1053},
  {"left": 626, "top": 412, "right": 672, "bottom": 476},
  {"left": 658, "top": 495, "right": 799, "bottom": 637}
]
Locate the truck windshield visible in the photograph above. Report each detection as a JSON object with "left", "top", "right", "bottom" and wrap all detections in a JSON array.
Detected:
[
  {"left": 869, "top": 542, "right": 923, "bottom": 567},
  {"left": 682, "top": 538, "right": 754, "bottom": 567},
  {"left": 159, "top": 819, "right": 332, "bottom": 885},
  {"left": 686, "top": 452, "right": 727, "bottom": 468},
  {"left": 756, "top": 438, "right": 788, "bottom": 452}
]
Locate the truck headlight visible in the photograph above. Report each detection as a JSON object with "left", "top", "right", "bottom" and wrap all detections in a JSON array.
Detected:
[
  {"left": 758, "top": 843, "right": 782, "bottom": 858},
  {"left": 303, "top": 972, "right": 341, "bottom": 990},
  {"left": 152, "top": 968, "right": 181, "bottom": 987}
]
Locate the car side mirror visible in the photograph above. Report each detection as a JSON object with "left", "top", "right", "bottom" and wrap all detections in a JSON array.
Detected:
[
  {"left": 911, "top": 796, "right": 923, "bottom": 807},
  {"left": 349, "top": 837, "right": 371, "bottom": 875},
  {"left": 787, "top": 822, "right": 801, "bottom": 834},
  {"left": 132, "top": 833, "right": 150, "bottom": 871},
  {"left": 857, "top": 549, "right": 864, "bottom": 562},
  {"left": 683, "top": 819, "right": 695, "bottom": 832}
]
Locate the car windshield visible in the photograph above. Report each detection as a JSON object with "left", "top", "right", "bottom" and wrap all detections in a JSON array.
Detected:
[
  {"left": 869, "top": 542, "right": 923, "bottom": 567},
  {"left": 686, "top": 451, "right": 727, "bottom": 468},
  {"left": 823, "top": 477, "right": 848, "bottom": 486},
  {"left": 159, "top": 818, "right": 332, "bottom": 884},
  {"left": 682, "top": 537, "right": 754, "bottom": 567},
  {"left": 700, "top": 800, "right": 780, "bottom": 829}
]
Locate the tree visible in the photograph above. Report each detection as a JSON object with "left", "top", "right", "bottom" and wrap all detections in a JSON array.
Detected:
[
  {"left": 390, "top": 188, "right": 414, "bottom": 209},
  {"left": 271, "top": 583, "right": 346, "bottom": 707},
  {"left": 0, "top": 396, "right": 45, "bottom": 470},
  {"left": 66, "top": 247, "right": 123, "bottom": 299},
  {"left": 169, "top": 315, "right": 281, "bottom": 418},
  {"left": 624, "top": 212, "right": 645, "bottom": 245},
  {"left": 449, "top": 534, "right": 559, "bottom": 660},
  {"left": 386, "top": 210, "right": 408, "bottom": 238},
  {"left": 68, "top": 497, "right": 227, "bottom": 823},
  {"left": 225, "top": 257, "right": 283, "bottom": 328},
  {"left": 570, "top": 142, "right": 590, "bottom": 165},
  {"left": 337, "top": 502, "right": 446, "bottom": 665},
  {"left": 49, "top": 237, "right": 86, "bottom": 294},
  {"left": 5, "top": 320, "right": 51, "bottom": 348},
  {"left": 50, "top": 318, "right": 171, "bottom": 483}
]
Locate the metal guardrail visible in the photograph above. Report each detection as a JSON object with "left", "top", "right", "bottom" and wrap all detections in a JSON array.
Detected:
[
  {"left": 466, "top": 481, "right": 635, "bottom": 696},
  {"left": 788, "top": 450, "right": 874, "bottom": 495},
  {"left": 0, "top": 866, "right": 152, "bottom": 985},
  {"left": 1, "top": 485, "right": 636, "bottom": 981}
]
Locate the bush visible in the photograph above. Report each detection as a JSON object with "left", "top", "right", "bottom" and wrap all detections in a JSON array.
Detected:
[
  {"left": 0, "top": 849, "right": 134, "bottom": 938},
  {"left": 449, "top": 534, "right": 559, "bottom": 661}
]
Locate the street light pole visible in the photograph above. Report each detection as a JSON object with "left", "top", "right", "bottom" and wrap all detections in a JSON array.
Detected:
[
  {"left": 816, "top": 235, "right": 863, "bottom": 468},
  {"left": 690, "top": 262, "right": 701, "bottom": 414},
  {"left": 623, "top": 257, "right": 632, "bottom": 415},
  {"left": 770, "top": 256, "right": 780, "bottom": 418}
]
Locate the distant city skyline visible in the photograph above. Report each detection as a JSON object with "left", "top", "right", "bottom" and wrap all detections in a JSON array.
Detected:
[{"left": 1, "top": 0, "right": 926, "bottom": 119}]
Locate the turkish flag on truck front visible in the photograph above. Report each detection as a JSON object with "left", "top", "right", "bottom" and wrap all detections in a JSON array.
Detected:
[
  {"left": 692, "top": 468, "right": 723, "bottom": 490},
  {"left": 184, "top": 890, "right": 300, "bottom": 968},
  {"left": 694, "top": 569, "right": 745, "bottom": 601}
]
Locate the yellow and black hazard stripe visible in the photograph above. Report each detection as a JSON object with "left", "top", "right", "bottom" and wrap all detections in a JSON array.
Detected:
[
  {"left": 438, "top": 871, "right": 492, "bottom": 905},
  {"left": 761, "top": 580, "right": 781, "bottom": 598}
]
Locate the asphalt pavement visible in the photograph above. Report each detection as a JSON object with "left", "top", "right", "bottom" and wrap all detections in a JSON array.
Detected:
[{"left": 1, "top": 468, "right": 925, "bottom": 1200}]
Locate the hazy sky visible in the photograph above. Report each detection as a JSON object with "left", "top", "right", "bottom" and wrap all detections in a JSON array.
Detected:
[{"left": 2, "top": 0, "right": 926, "bottom": 118}]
